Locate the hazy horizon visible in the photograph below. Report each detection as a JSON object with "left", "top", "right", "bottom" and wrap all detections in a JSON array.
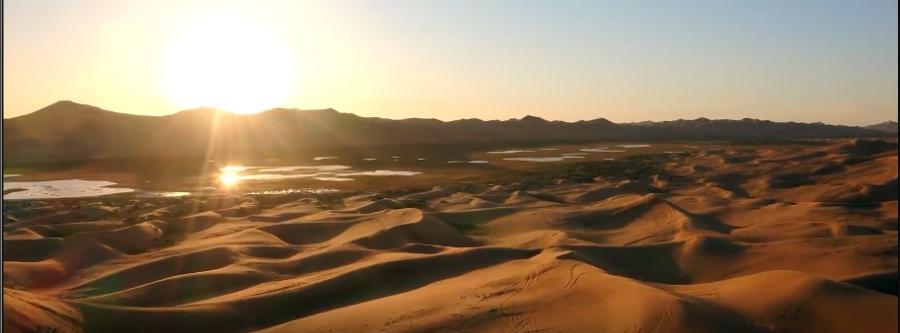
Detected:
[
  {"left": 4, "top": 0, "right": 898, "bottom": 126},
  {"left": 5, "top": 100, "right": 900, "bottom": 127}
]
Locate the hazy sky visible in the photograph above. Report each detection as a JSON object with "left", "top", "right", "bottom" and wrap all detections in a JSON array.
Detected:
[{"left": 4, "top": 0, "right": 898, "bottom": 125}]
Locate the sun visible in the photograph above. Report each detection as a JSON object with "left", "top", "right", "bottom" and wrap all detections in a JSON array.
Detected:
[
  {"left": 162, "top": 15, "right": 294, "bottom": 114},
  {"left": 220, "top": 172, "right": 240, "bottom": 186}
]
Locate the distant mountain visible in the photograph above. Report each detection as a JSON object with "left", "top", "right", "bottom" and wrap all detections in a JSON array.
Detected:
[
  {"left": 3, "top": 101, "right": 893, "bottom": 165},
  {"left": 864, "top": 121, "right": 898, "bottom": 133}
]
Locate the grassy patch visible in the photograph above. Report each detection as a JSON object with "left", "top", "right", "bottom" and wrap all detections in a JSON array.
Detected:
[
  {"left": 447, "top": 222, "right": 487, "bottom": 236},
  {"left": 512, "top": 154, "right": 670, "bottom": 183},
  {"left": 156, "top": 235, "right": 181, "bottom": 248},
  {"left": 48, "top": 228, "right": 80, "bottom": 238}
]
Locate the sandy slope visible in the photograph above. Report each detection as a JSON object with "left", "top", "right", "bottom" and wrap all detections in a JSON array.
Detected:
[{"left": 4, "top": 139, "right": 898, "bottom": 333}]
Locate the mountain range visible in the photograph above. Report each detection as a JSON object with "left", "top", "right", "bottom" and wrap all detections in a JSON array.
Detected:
[
  {"left": 863, "top": 121, "right": 899, "bottom": 133},
  {"left": 3, "top": 101, "right": 896, "bottom": 165}
]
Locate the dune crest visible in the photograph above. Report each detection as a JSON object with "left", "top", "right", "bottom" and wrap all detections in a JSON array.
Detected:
[{"left": 3, "top": 140, "right": 898, "bottom": 333}]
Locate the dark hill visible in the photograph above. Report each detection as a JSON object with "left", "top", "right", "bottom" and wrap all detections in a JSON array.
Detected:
[
  {"left": 2, "top": 101, "right": 891, "bottom": 165},
  {"left": 864, "top": 121, "right": 899, "bottom": 133}
]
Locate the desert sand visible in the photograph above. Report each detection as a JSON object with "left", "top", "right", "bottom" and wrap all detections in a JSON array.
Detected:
[{"left": 3, "top": 139, "right": 898, "bottom": 333}]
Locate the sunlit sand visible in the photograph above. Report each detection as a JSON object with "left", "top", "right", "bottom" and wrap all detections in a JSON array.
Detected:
[
  {"left": 4, "top": 139, "right": 897, "bottom": 333},
  {"left": 3, "top": 1, "right": 897, "bottom": 331}
]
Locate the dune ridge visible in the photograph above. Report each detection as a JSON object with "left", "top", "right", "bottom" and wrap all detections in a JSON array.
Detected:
[{"left": 3, "top": 139, "right": 898, "bottom": 333}]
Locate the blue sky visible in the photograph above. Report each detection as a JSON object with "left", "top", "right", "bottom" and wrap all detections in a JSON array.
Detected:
[{"left": 4, "top": 0, "right": 897, "bottom": 125}]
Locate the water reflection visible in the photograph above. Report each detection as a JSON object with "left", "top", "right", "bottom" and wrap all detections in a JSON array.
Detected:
[
  {"left": 245, "top": 188, "right": 340, "bottom": 195},
  {"left": 220, "top": 172, "right": 240, "bottom": 186},
  {"left": 314, "top": 177, "right": 354, "bottom": 182},
  {"left": 233, "top": 169, "right": 421, "bottom": 182},
  {"left": 486, "top": 150, "right": 535, "bottom": 154},
  {"left": 3, "top": 174, "right": 22, "bottom": 178},
  {"left": 580, "top": 148, "right": 626, "bottom": 153},
  {"left": 257, "top": 165, "right": 351, "bottom": 172},
  {"left": 220, "top": 166, "right": 248, "bottom": 172},
  {"left": 3, "top": 179, "right": 134, "bottom": 200},
  {"left": 135, "top": 191, "right": 192, "bottom": 198},
  {"left": 3, "top": 179, "right": 238, "bottom": 200},
  {"left": 503, "top": 156, "right": 584, "bottom": 162},
  {"left": 241, "top": 173, "right": 314, "bottom": 180},
  {"left": 313, "top": 156, "right": 338, "bottom": 161},
  {"left": 447, "top": 160, "right": 489, "bottom": 164},
  {"left": 617, "top": 144, "right": 651, "bottom": 148},
  {"left": 343, "top": 170, "right": 421, "bottom": 176}
]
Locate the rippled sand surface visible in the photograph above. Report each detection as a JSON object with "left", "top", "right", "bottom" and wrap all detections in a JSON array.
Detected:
[{"left": 3, "top": 139, "right": 897, "bottom": 333}]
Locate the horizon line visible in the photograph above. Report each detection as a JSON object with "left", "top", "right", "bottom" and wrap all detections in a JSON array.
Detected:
[{"left": 3, "top": 99, "right": 897, "bottom": 127}]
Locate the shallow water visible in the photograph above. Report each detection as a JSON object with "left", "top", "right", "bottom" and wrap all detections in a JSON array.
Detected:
[
  {"left": 3, "top": 174, "right": 22, "bottom": 178},
  {"left": 257, "top": 165, "right": 351, "bottom": 173},
  {"left": 240, "top": 173, "right": 321, "bottom": 180},
  {"left": 341, "top": 170, "right": 422, "bottom": 176},
  {"left": 239, "top": 169, "right": 421, "bottom": 181},
  {"left": 134, "top": 191, "right": 193, "bottom": 198},
  {"left": 309, "top": 170, "right": 421, "bottom": 182},
  {"left": 363, "top": 158, "right": 377, "bottom": 161},
  {"left": 313, "top": 177, "right": 354, "bottom": 182},
  {"left": 313, "top": 156, "right": 338, "bottom": 161},
  {"left": 220, "top": 166, "right": 248, "bottom": 172},
  {"left": 244, "top": 188, "right": 340, "bottom": 195},
  {"left": 503, "top": 156, "right": 584, "bottom": 162},
  {"left": 3, "top": 179, "right": 134, "bottom": 200},
  {"left": 617, "top": 144, "right": 652, "bottom": 148},
  {"left": 580, "top": 148, "right": 626, "bottom": 153},
  {"left": 2, "top": 178, "right": 343, "bottom": 200},
  {"left": 486, "top": 150, "right": 535, "bottom": 154},
  {"left": 447, "top": 160, "right": 489, "bottom": 164}
]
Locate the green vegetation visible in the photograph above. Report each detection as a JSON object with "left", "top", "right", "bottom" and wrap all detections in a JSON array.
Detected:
[
  {"left": 156, "top": 234, "right": 180, "bottom": 248},
  {"left": 447, "top": 222, "right": 487, "bottom": 236},
  {"left": 522, "top": 158, "right": 665, "bottom": 182}
]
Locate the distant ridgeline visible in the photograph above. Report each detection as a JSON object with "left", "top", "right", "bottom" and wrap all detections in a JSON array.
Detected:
[
  {"left": 863, "top": 121, "right": 899, "bottom": 133},
  {"left": 3, "top": 101, "right": 894, "bottom": 166}
]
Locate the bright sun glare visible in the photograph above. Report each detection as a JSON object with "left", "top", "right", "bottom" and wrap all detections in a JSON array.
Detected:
[
  {"left": 162, "top": 15, "right": 294, "bottom": 114},
  {"left": 220, "top": 172, "right": 239, "bottom": 186}
]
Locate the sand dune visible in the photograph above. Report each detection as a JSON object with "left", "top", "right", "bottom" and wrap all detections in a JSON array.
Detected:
[{"left": 4, "top": 139, "right": 898, "bottom": 333}]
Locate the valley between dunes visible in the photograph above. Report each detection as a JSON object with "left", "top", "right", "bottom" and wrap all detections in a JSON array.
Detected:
[{"left": 4, "top": 139, "right": 898, "bottom": 333}]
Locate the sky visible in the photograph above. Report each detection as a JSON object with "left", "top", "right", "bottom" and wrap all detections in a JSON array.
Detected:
[{"left": 4, "top": 0, "right": 898, "bottom": 125}]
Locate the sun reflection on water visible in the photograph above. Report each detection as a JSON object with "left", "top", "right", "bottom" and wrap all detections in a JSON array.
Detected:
[{"left": 220, "top": 172, "right": 240, "bottom": 186}]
